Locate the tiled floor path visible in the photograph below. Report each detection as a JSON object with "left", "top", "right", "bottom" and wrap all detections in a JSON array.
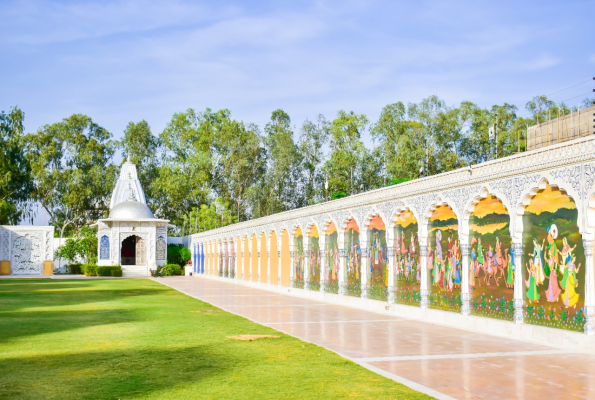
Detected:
[{"left": 156, "top": 277, "right": 595, "bottom": 400}]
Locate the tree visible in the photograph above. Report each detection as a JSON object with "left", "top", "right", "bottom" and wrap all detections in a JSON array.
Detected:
[
  {"left": 0, "top": 106, "right": 33, "bottom": 224},
  {"left": 25, "top": 114, "right": 117, "bottom": 231},
  {"left": 298, "top": 115, "right": 329, "bottom": 204},
  {"left": 121, "top": 120, "right": 159, "bottom": 205},
  {"left": 323, "top": 110, "right": 368, "bottom": 195}
]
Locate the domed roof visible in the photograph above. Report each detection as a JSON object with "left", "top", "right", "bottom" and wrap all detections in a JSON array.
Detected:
[{"left": 108, "top": 200, "right": 154, "bottom": 220}]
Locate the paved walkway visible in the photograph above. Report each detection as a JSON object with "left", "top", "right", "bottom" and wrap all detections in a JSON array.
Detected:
[{"left": 156, "top": 276, "right": 595, "bottom": 400}]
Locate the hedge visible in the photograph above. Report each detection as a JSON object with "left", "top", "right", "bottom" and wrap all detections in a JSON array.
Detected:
[
  {"left": 66, "top": 263, "right": 82, "bottom": 274},
  {"left": 82, "top": 264, "right": 97, "bottom": 276},
  {"left": 111, "top": 269, "right": 123, "bottom": 277},
  {"left": 163, "top": 263, "right": 182, "bottom": 276},
  {"left": 96, "top": 266, "right": 122, "bottom": 277}
]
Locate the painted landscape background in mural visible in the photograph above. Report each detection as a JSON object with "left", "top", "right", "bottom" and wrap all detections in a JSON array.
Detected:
[
  {"left": 427, "top": 204, "right": 461, "bottom": 312},
  {"left": 308, "top": 226, "right": 321, "bottom": 291},
  {"left": 522, "top": 183, "right": 585, "bottom": 332},
  {"left": 293, "top": 228, "right": 304, "bottom": 288},
  {"left": 325, "top": 223, "right": 339, "bottom": 293},
  {"left": 394, "top": 210, "right": 420, "bottom": 305},
  {"left": 468, "top": 196, "right": 514, "bottom": 320},
  {"left": 367, "top": 216, "right": 388, "bottom": 301},
  {"left": 345, "top": 219, "right": 361, "bottom": 297}
]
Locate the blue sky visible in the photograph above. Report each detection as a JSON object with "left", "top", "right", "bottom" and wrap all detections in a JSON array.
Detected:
[{"left": 2, "top": 0, "right": 594, "bottom": 145}]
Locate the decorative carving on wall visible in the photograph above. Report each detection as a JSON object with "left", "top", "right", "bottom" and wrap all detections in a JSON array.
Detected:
[
  {"left": 11, "top": 232, "right": 43, "bottom": 275},
  {"left": 100, "top": 235, "right": 110, "bottom": 260},
  {"left": 407, "top": 192, "right": 438, "bottom": 219},
  {"left": 444, "top": 185, "right": 481, "bottom": 217},
  {"left": 156, "top": 236, "right": 166, "bottom": 260},
  {"left": 2, "top": 231, "right": 10, "bottom": 260},
  {"left": 550, "top": 165, "right": 582, "bottom": 198},
  {"left": 584, "top": 162, "right": 595, "bottom": 199},
  {"left": 512, "top": 173, "right": 541, "bottom": 208}
]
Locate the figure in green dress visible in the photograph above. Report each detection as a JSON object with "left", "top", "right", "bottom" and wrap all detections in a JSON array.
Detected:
[
  {"left": 525, "top": 258, "right": 540, "bottom": 303},
  {"left": 506, "top": 247, "right": 514, "bottom": 289}
]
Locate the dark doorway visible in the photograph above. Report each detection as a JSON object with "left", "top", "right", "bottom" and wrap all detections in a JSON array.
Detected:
[{"left": 121, "top": 236, "right": 136, "bottom": 265}]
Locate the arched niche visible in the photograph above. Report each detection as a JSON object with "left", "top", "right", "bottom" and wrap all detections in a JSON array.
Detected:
[
  {"left": 519, "top": 179, "right": 585, "bottom": 332},
  {"left": 307, "top": 225, "right": 321, "bottom": 291},
  {"left": 280, "top": 229, "right": 291, "bottom": 287},
  {"left": 268, "top": 230, "right": 278, "bottom": 285},
  {"left": 426, "top": 202, "right": 462, "bottom": 312},
  {"left": 293, "top": 227, "right": 304, "bottom": 288},
  {"left": 259, "top": 232, "right": 267, "bottom": 283},
  {"left": 467, "top": 191, "right": 514, "bottom": 320},
  {"left": 393, "top": 208, "right": 421, "bottom": 305},
  {"left": 324, "top": 221, "right": 340, "bottom": 294},
  {"left": 344, "top": 218, "right": 361, "bottom": 297},
  {"left": 365, "top": 214, "right": 388, "bottom": 301}
]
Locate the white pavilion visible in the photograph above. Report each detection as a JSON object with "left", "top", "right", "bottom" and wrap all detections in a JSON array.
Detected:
[{"left": 94, "top": 160, "right": 172, "bottom": 277}]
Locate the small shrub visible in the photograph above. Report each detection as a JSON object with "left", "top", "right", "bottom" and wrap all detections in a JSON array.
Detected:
[
  {"left": 67, "top": 263, "right": 82, "bottom": 274},
  {"left": 111, "top": 269, "right": 123, "bottom": 277},
  {"left": 163, "top": 263, "right": 182, "bottom": 276},
  {"left": 167, "top": 245, "right": 191, "bottom": 267},
  {"left": 81, "top": 264, "right": 98, "bottom": 276}
]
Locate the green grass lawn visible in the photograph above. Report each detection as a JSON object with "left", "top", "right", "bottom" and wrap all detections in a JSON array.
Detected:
[{"left": 0, "top": 279, "right": 430, "bottom": 399}]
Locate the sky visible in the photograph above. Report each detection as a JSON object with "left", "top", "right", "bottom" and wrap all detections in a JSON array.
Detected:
[{"left": 2, "top": 0, "right": 595, "bottom": 148}]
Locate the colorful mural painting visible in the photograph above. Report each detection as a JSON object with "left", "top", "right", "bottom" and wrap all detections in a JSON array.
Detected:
[
  {"left": 367, "top": 216, "right": 388, "bottom": 300},
  {"left": 468, "top": 196, "right": 514, "bottom": 320},
  {"left": 325, "top": 223, "right": 340, "bottom": 293},
  {"left": 308, "top": 226, "right": 321, "bottom": 291},
  {"left": 427, "top": 204, "right": 461, "bottom": 312},
  {"left": 345, "top": 219, "right": 361, "bottom": 297},
  {"left": 394, "top": 210, "right": 421, "bottom": 305},
  {"left": 522, "top": 183, "right": 585, "bottom": 332},
  {"left": 293, "top": 228, "right": 304, "bottom": 288}
]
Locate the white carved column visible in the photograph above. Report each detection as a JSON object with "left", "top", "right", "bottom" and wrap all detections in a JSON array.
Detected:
[
  {"left": 303, "top": 235, "right": 310, "bottom": 289},
  {"left": 248, "top": 237, "right": 253, "bottom": 281},
  {"left": 266, "top": 234, "right": 271, "bottom": 284},
  {"left": 319, "top": 236, "right": 327, "bottom": 293},
  {"left": 512, "top": 241, "right": 524, "bottom": 324},
  {"left": 460, "top": 242, "right": 470, "bottom": 315},
  {"left": 289, "top": 247, "right": 295, "bottom": 288},
  {"left": 360, "top": 239, "right": 368, "bottom": 299},
  {"left": 387, "top": 246, "right": 395, "bottom": 303},
  {"left": 240, "top": 239, "right": 245, "bottom": 280},
  {"left": 420, "top": 244, "right": 428, "bottom": 309},
  {"left": 583, "top": 239, "right": 594, "bottom": 335},
  {"left": 227, "top": 241, "right": 232, "bottom": 278},
  {"left": 277, "top": 235, "right": 282, "bottom": 286}
]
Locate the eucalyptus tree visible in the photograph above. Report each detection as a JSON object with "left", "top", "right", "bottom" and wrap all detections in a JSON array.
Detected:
[
  {"left": 0, "top": 106, "right": 33, "bottom": 224},
  {"left": 323, "top": 110, "right": 368, "bottom": 196},
  {"left": 25, "top": 114, "right": 117, "bottom": 232},
  {"left": 298, "top": 114, "right": 329, "bottom": 204},
  {"left": 153, "top": 108, "right": 222, "bottom": 229}
]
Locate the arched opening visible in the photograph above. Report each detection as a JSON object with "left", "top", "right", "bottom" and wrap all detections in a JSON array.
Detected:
[
  {"left": 243, "top": 236, "right": 250, "bottom": 280},
  {"left": 281, "top": 230, "right": 290, "bottom": 287},
  {"left": 345, "top": 219, "right": 361, "bottom": 297},
  {"left": 308, "top": 225, "right": 321, "bottom": 291},
  {"left": 121, "top": 235, "right": 145, "bottom": 266},
  {"left": 367, "top": 215, "right": 388, "bottom": 301},
  {"left": 325, "top": 222, "right": 339, "bottom": 294},
  {"left": 427, "top": 204, "right": 460, "bottom": 312},
  {"left": 229, "top": 239, "right": 236, "bottom": 279},
  {"left": 394, "top": 209, "right": 420, "bottom": 305},
  {"left": 251, "top": 234, "right": 258, "bottom": 282},
  {"left": 468, "top": 194, "right": 513, "bottom": 320},
  {"left": 260, "top": 234, "right": 267, "bottom": 283},
  {"left": 521, "top": 181, "right": 585, "bottom": 332},
  {"left": 269, "top": 231, "right": 278, "bottom": 285},
  {"left": 293, "top": 227, "right": 304, "bottom": 288}
]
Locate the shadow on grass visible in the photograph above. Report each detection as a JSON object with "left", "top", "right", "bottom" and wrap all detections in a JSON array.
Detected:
[
  {"left": 0, "top": 309, "right": 137, "bottom": 343},
  {"left": 0, "top": 279, "right": 167, "bottom": 313},
  {"left": 0, "top": 345, "right": 232, "bottom": 399}
]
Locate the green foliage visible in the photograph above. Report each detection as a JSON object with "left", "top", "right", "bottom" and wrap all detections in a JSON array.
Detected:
[
  {"left": 25, "top": 114, "right": 117, "bottom": 231},
  {"left": 331, "top": 191, "right": 347, "bottom": 200},
  {"left": 54, "top": 226, "right": 98, "bottom": 264},
  {"left": 81, "top": 264, "right": 97, "bottom": 276},
  {"left": 96, "top": 266, "right": 122, "bottom": 277},
  {"left": 66, "top": 263, "right": 82, "bottom": 274},
  {"left": 0, "top": 106, "right": 33, "bottom": 224},
  {"left": 111, "top": 269, "right": 123, "bottom": 277},
  {"left": 162, "top": 263, "right": 182, "bottom": 276}
]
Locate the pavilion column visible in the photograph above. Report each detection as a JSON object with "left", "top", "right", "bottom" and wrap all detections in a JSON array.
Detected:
[
  {"left": 240, "top": 240, "right": 245, "bottom": 280},
  {"left": 319, "top": 237, "right": 326, "bottom": 293},
  {"left": 289, "top": 235, "right": 295, "bottom": 288},
  {"left": 360, "top": 240, "right": 368, "bottom": 299},
  {"left": 512, "top": 241, "right": 524, "bottom": 324},
  {"left": 338, "top": 248, "right": 346, "bottom": 295},
  {"left": 216, "top": 242, "right": 221, "bottom": 277},
  {"left": 583, "top": 239, "right": 594, "bottom": 335},
  {"left": 266, "top": 235, "right": 271, "bottom": 284},
  {"left": 420, "top": 244, "right": 428, "bottom": 309},
  {"left": 227, "top": 241, "right": 232, "bottom": 278},
  {"left": 387, "top": 246, "right": 395, "bottom": 303},
  {"left": 460, "top": 242, "right": 470, "bottom": 315},
  {"left": 277, "top": 236, "right": 282, "bottom": 286}
]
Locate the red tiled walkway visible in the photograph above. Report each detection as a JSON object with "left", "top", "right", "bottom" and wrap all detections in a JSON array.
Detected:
[{"left": 156, "top": 276, "right": 594, "bottom": 400}]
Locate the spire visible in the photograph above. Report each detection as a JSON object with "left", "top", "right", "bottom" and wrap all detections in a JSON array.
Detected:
[
  {"left": 127, "top": 182, "right": 137, "bottom": 201},
  {"left": 109, "top": 160, "right": 146, "bottom": 209}
]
